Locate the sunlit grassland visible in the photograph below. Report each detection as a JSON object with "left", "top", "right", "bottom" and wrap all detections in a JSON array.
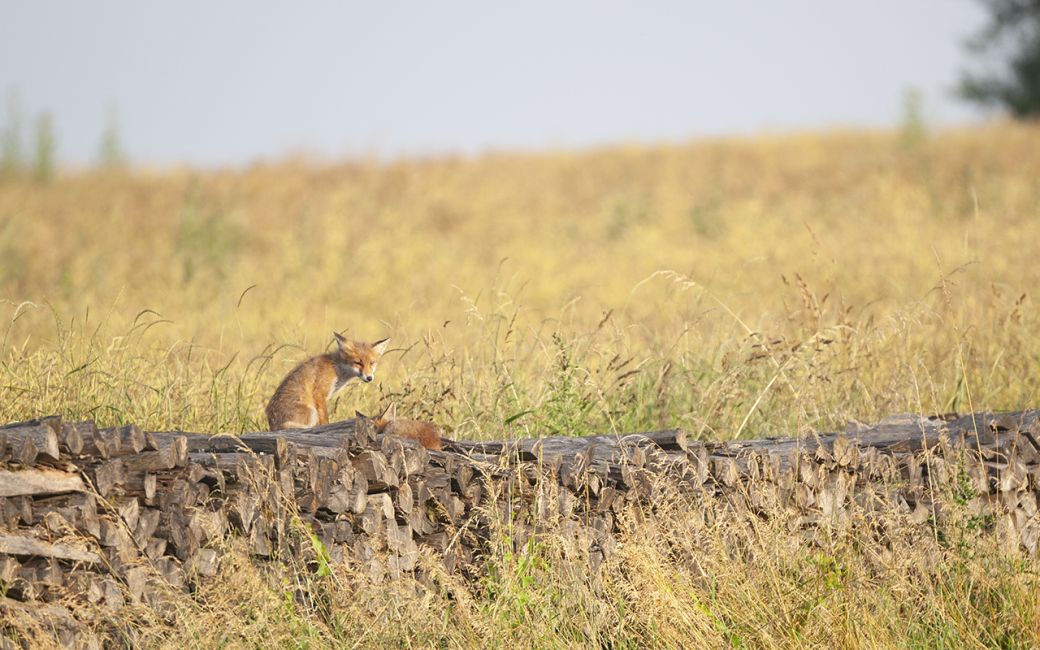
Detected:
[
  {"left": 2, "top": 123, "right": 1038, "bottom": 440},
  {"left": 2, "top": 123, "right": 1040, "bottom": 648}
]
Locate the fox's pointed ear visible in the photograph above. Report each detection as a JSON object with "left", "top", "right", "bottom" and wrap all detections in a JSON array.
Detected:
[
  {"left": 334, "top": 331, "right": 349, "bottom": 351},
  {"left": 372, "top": 337, "right": 390, "bottom": 355},
  {"left": 378, "top": 402, "right": 395, "bottom": 420},
  {"left": 354, "top": 409, "right": 367, "bottom": 419}
]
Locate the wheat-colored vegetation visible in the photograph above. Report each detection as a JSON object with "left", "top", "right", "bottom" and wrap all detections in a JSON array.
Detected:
[{"left": 2, "top": 123, "right": 1040, "bottom": 647}]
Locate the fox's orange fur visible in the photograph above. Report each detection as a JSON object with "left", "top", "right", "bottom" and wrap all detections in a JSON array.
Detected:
[
  {"left": 358, "top": 403, "right": 444, "bottom": 451},
  {"left": 266, "top": 333, "right": 389, "bottom": 430}
]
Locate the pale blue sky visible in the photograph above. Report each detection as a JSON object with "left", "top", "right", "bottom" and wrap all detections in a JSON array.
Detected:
[{"left": 1, "top": 1, "right": 989, "bottom": 167}]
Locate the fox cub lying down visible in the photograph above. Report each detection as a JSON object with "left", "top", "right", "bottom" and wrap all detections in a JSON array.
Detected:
[
  {"left": 266, "top": 333, "right": 389, "bottom": 430},
  {"left": 356, "top": 403, "right": 445, "bottom": 451}
]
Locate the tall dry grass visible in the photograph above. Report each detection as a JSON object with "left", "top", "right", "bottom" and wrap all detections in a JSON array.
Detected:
[
  {"left": 2, "top": 122, "right": 1040, "bottom": 647},
  {"left": 2, "top": 124, "right": 1039, "bottom": 441}
]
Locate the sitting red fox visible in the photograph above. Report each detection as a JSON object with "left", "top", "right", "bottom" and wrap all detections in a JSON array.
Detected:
[
  {"left": 266, "top": 333, "right": 389, "bottom": 430},
  {"left": 357, "top": 403, "right": 444, "bottom": 451}
]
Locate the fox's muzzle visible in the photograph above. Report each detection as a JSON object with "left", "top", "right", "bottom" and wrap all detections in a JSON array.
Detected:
[{"left": 363, "top": 375, "right": 374, "bottom": 383}]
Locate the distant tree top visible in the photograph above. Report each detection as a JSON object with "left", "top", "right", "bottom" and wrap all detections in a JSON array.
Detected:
[{"left": 960, "top": 0, "right": 1040, "bottom": 117}]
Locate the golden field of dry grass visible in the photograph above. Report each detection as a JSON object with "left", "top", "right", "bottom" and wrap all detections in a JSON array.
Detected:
[{"left": 2, "top": 122, "right": 1040, "bottom": 647}]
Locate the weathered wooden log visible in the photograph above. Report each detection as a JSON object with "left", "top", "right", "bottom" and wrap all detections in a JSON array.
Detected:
[
  {"left": 120, "top": 436, "right": 188, "bottom": 473},
  {"left": 0, "top": 416, "right": 61, "bottom": 435},
  {"left": 0, "top": 534, "right": 100, "bottom": 564},
  {"left": 0, "top": 468, "right": 86, "bottom": 498},
  {"left": 448, "top": 427, "right": 687, "bottom": 459},
  {"left": 91, "top": 459, "right": 126, "bottom": 497},
  {"left": 103, "top": 425, "right": 147, "bottom": 455},
  {"left": 80, "top": 424, "right": 121, "bottom": 460},
  {"left": 152, "top": 421, "right": 358, "bottom": 455},
  {"left": 58, "top": 420, "right": 93, "bottom": 456},
  {"left": 353, "top": 449, "right": 398, "bottom": 490},
  {"left": 1, "top": 424, "right": 60, "bottom": 465}
]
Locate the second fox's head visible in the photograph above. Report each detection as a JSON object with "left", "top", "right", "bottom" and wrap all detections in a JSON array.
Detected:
[{"left": 331, "top": 333, "right": 390, "bottom": 383}]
